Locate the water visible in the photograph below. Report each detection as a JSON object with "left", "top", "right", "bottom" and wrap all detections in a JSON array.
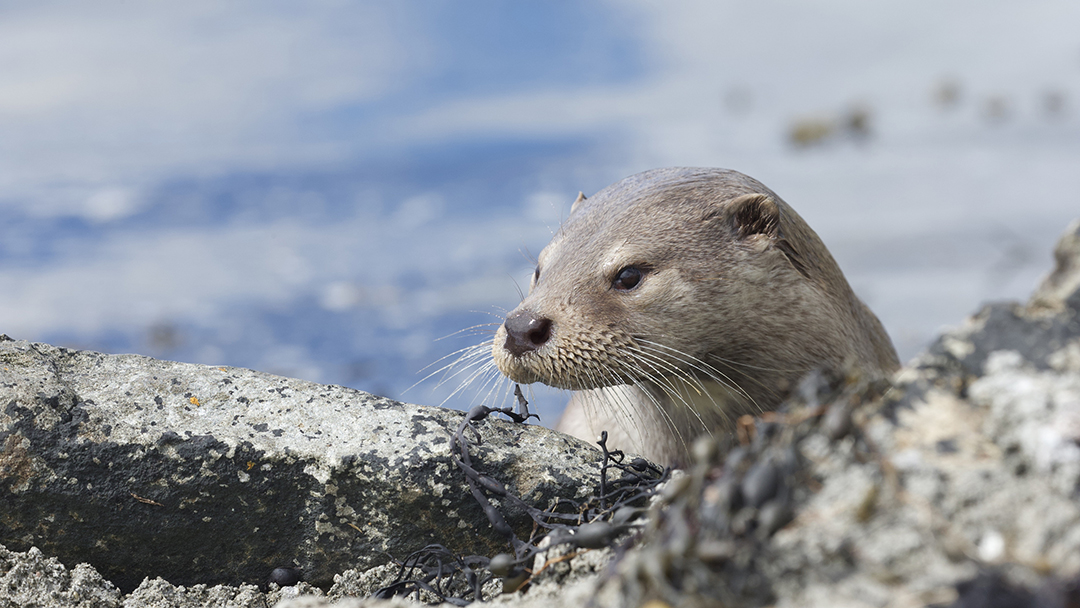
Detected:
[{"left": 2, "top": 1, "right": 1078, "bottom": 423}]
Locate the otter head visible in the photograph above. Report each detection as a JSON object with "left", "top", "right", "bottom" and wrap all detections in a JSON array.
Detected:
[{"left": 492, "top": 167, "right": 871, "bottom": 401}]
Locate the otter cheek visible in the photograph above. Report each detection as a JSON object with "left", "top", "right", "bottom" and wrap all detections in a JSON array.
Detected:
[{"left": 630, "top": 269, "right": 691, "bottom": 311}]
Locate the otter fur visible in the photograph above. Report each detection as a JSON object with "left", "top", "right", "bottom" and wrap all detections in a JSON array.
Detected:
[{"left": 491, "top": 167, "right": 899, "bottom": 467}]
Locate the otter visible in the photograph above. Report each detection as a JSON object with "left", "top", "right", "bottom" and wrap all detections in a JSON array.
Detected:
[{"left": 492, "top": 168, "right": 899, "bottom": 467}]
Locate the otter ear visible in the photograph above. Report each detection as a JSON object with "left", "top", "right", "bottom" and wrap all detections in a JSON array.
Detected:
[
  {"left": 569, "top": 191, "right": 587, "bottom": 215},
  {"left": 728, "top": 193, "right": 780, "bottom": 239},
  {"left": 727, "top": 193, "right": 811, "bottom": 278}
]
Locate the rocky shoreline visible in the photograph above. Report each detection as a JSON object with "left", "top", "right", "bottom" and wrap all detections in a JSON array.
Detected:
[{"left": 3, "top": 218, "right": 1079, "bottom": 608}]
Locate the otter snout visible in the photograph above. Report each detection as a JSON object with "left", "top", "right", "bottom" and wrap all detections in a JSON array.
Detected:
[{"left": 502, "top": 309, "right": 552, "bottom": 356}]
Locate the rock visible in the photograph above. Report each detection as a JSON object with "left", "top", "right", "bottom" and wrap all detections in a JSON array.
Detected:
[
  {"left": 1030, "top": 218, "right": 1080, "bottom": 314},
  {"left": 0, "top": 542, "right": 330, "bottom": 608},
  {"left": 0, "top": 339, "right": 603, "bottom": 591},
  {"left": 3, "top": 216, "right": 1080, "bottom": 607},
  {"left": 122, "top": 577, "right": 269, "bottom": 608},
  {"left": 274, "top": 596, "right": 410, "bottom": 608},
  {"left": 0, "top": 544, "right": 121, "bottom": 608}
]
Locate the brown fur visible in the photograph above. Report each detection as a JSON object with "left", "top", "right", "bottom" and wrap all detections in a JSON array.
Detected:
[{"left": 492, "top": 168, "right": 899, "bottom": 467}]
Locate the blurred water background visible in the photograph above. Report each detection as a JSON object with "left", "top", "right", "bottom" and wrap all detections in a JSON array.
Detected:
[{"left": 1, "top": 1, "right": 1078, "bottom": 422}]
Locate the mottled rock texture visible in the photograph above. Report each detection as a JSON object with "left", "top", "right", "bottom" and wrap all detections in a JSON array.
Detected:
[
  {"left": 0, "top": 342, "right": 602, "bottom": 592},
  {"left": 0, "top": 544, "right": 120, "bottom": 608},
  {"left": 2, "top": 217, "right": 1079, "bottom": 608}
]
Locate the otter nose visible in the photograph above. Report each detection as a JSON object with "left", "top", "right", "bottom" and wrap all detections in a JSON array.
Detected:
[{"left": 502, "top": 310, "right": 552, "bottom": 357}]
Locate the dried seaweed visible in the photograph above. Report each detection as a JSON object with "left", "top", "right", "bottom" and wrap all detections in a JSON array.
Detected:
[{"left": 371, "top": 385, "right": 668, "bottom": 604}]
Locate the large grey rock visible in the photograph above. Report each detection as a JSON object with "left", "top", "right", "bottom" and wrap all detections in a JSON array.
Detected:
[{"left": 0, "top": 341, "right": 602, "bottom": 591}]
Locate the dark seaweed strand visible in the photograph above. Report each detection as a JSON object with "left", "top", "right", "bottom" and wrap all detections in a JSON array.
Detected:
[
  {"left": 371, "top": 386, "right": 669, "bottom": 604},
  {"left": 371, "top": 544, "right": 487, "bottom": 606}
]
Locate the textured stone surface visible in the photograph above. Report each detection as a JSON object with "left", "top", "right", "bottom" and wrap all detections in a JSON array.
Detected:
[
  {"left": 0, "top": 544, "right": 121, "bottom": 608},
  {"left": 1031, "top": 217, "right": 1080, "bottom": 314},
  {"left": 0, "top": 341, "right": 603, "bottom": 591},
  {"left": 2, "top": 217, "right": 1079, "bottom": 607}
]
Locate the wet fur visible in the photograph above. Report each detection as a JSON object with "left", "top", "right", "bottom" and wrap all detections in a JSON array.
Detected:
[{"left": 488, "top": 167, "right": 899, "bottom": 467}]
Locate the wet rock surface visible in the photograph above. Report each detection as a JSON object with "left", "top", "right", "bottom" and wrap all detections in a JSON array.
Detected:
[
  {"left": 0, "top": 341, "right": 602, "bottom": 592},
  {"left": 2, "top": 217, "right": 1080, "bottom": 607}
]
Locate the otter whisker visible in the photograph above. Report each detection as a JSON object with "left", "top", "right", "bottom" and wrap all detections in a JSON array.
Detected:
[
  {"left": 627, "top": 344, "right": 739, "bottom": 413},
  {"left": 443, "top": 358, "right": 514, "bottom": 410},
  {"left": 635, "top": 338, "right": 797, "bottom": 405},
  {"left": 475, "top": 363, "right": 517, "bottom": 410},
  {"left": 437, "top": 365, "right": 493, "bottom": 406},
  {"left": 705, "top": 352, "right": 800, "bottom": 374},
  {"left": 483, "top": 305, "right": 512, "bottom": 318},
  {"left": 633, "top": 340, "right": 746, "bottom": 393},
  {"left": 578, "top": 370, "right": 640, "bottom": 444},
  {"left": 433, "top": 321, "right": 501, "bottom": 342},
  {"left": 593, "top": 356, "right": 693, "bottom": 453},
  {"left": 702, "top": 354, "right": 794, "bottom": 403},
  {"left": 627, "top": 344, "right": 715, "bottom": 394},
  {"left": 580, "top": 384, "right": 658, "bottom": 456},
  {"left": 416, "top": 340, "right": 493, "bottom": 379},
  {"left": 630, "top": 331, "right": 792, "bottom": 386},
  {"left": 414, "top": 342, "right": 496, "bottom": 393},
  {"left": 634, "top": 340, "right": 761, "bottom": 409},
  {"left": 632, "top": 382, "right": 691, "bottom": 456},
  {"left": 430, "top": 341, "right": 507, "bottom": 405},
  {"left": 605, "top": 382, "right": 658, "bottom": 446},
  {"left": 623, "top": 350, "right": 711, "bottom": 442},
  {"left": 446, "top": 358, "right": 505, "bottom": 407}
]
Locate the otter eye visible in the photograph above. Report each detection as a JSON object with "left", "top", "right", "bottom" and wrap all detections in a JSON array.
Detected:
[
  {"left": 613, "top": 266, "right": 644, "bottom": 291},
  {"left": 532, "top": 266, "right": 540, "bottom": 287}
]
